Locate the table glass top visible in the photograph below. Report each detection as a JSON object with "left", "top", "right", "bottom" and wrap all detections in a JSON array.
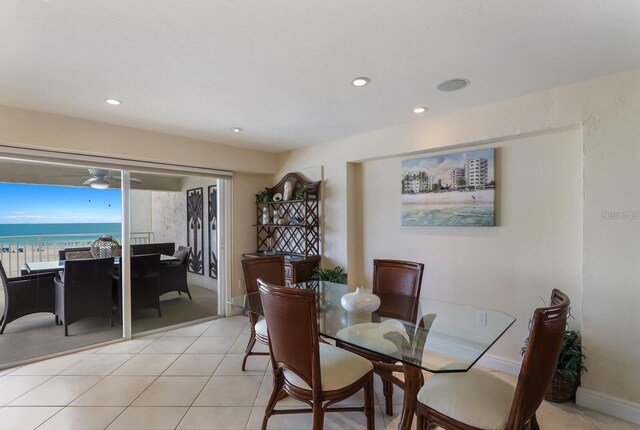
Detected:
[
  {"left": 26, "top": 254, "right": 179, "bottom": 272},
  {"left": 227, "top": 281, "right": 515, "bottom": 373}
]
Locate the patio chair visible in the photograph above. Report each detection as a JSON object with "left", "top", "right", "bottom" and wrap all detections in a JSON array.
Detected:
[
  {"left": 415, "top": 289, "right": 571, "bottom": 430},
  {"left": 58, "top": 247, "right": 93, "bottom": 261},
  {"left": 159, "top": 245, "right": 192, "bottom": 299},
  {"left": 54, "top": 257, "right": 115, "bottom": 336},
  {"left": 0, "top": 261, "right": 57, "bottom": 334},
  {"left": 130, "top": 254, "right": 162, "bottom": 317}
]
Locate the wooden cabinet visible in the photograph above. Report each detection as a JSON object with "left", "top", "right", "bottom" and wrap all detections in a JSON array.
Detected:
[
  {"left": 284, "top": 255, "right": 321, "bottom": 287},
  {"left": 247, "top": 172, "right": 322, "bottom": 286}
]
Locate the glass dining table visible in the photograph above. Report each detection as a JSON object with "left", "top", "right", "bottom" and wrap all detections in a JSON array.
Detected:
[{"left": 228, "top": 281, "right": 515, "bottom": 430}]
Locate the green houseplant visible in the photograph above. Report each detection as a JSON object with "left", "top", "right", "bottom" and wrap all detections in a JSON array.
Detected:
[
  {"left": 521, "top": 325, "right": 586, "bottom": 403},
  {"left": 311, "top": 266, "right": 347, "bottom": 284},
  {"left": 255, "top": 189, "right": 273, "bottom": 203}
]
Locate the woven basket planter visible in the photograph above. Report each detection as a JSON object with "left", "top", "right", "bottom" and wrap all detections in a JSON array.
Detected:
[{"left": 545, "top": 373, "right": 578, "bottom": 403}]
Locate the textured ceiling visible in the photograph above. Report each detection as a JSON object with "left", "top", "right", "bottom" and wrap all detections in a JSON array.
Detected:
[{"left": 1, "top": 0, "right": 639, "bottom": 152}]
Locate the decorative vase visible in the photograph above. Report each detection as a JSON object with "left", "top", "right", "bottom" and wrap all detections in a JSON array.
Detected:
[
  {"left": 272, "top": 209, "right": 279, "bottom": 225},
  {"left": 91, "top": 235, "right": 120, "bottom": 258},
  {"left": 262, "top": 207, "right": 269, "bottom": 225},
  {"left": 340, "top": 287, "right": 381, "bottom": 312},
  {"left": 283, "top": 181, "right": 292, "bottom": 201}
]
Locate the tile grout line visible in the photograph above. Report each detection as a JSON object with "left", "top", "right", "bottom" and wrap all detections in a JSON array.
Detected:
[
  {"left": 28, "top": 329, "right": 168, "bottom": 429},
  {"left": 101, "top": 331, "right": 203, "bottom": 430},
  {"left": 175, "top": 319, "right": 251, "bottom": 429}
]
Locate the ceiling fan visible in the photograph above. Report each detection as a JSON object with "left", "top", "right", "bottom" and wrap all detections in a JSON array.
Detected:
[{"left": 77, "top": 168, "right": 142, "bottom": 189}]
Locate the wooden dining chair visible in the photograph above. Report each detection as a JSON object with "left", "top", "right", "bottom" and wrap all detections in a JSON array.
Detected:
[
  {"left": 337, "top": 258, "right": 424, "bottom": 416},
  {"left": 240, "top": 256, "right": 285, "bottom": 371},
  {"left": 258, "top": 279, "right": 375, "bottom": 430},
  {"left": 415, "top": 289, "right": 571, "bottom": 430}
]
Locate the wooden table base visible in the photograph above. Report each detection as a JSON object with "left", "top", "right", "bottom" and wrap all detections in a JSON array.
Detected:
[{"left": 397, "top": 363, "right": 423, "bottom": 430}]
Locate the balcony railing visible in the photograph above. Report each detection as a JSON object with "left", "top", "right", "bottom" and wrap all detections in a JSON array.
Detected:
[{"left": 0, "top": 232, "right": 153, "bottom": 278}]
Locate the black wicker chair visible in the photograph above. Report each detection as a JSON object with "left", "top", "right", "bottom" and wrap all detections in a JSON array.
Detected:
[
  {"left": 159, "top": 245, "right": 191, "bottom": 299},
  {"left": 0, "top": 261, "right": 57, "bottom": 334},
  {"left": 131, "top": 254, "right": 162, "bottom": 317},
  {"left": 58, "top": 247, "right": 93, "bottom": 261},
  {"left": 54, "top": 257, "right": 115, "bottom": 336}
]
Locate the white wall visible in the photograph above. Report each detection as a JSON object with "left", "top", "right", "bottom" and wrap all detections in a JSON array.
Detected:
[
  {"left": 130, "top": 190, "right": 152, "bottom": 233},
  {"left": 227, "top": 172, "right": 273, "bottom": 315},
  {"left": 151, "top": 190, "right": 187, "bottom": 246},
  {"left": 358, "top": 130, "right": 583, "bottom": 364},
  {"left": 0, "top": 105, "right": 278, "bottom": 175},
  {"left": 277, "top": 68, "right": 640, "bottom": 413}
]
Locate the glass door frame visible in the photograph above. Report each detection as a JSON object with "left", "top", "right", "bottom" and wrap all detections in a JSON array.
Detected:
[{"left": 0, "top": 144, "right": 231, "bottom": 350}]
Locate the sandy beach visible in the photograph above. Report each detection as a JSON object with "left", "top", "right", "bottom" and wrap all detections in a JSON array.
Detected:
[{"left": 402, "top": 189, "right": 494, "bottom": 205}]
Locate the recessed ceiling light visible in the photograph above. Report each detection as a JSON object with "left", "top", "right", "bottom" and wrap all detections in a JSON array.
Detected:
[
  {"left": 104, "top": 98, "right": 122, "bottom": 105},
  {"left": 352, "top": 77, "right": 370, "bottom": 87},
  {"left": 436, "top": 78, "right": 470, "bottom": 92},
  {"left": 232, "top": 127, "right": 242, "bottom": 133},
  {"left": 413, "top": 107, "right": 428, "bottom": 114}
]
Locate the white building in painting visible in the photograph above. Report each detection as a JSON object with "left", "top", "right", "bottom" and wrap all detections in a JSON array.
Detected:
[
  {"left": 450, "top": 168, "right": 465, "bottom": 189},
  {"left": 464, "top": 157, "right": 488, "bottom": 189},
  {"left": 402, "top": 171, "right": 432, "bottom": 193}
]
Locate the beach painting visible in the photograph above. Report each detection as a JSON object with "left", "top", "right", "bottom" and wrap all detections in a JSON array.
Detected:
[{"left": 401, "top": 148, "right": 495, "bottom": 226}]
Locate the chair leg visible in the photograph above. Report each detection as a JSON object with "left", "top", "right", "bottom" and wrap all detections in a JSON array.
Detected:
[
  {"left": 531, "top": 414, "right": 541, "bottom": 430},
  {"left": 187, "top": 290, "right": 192, "bottom": 300},
  {"left": 0, "top": 317, "right": 6, "bottom": 335},
  {"left": 178, "top": 291, "right": 182, "bottom": 295},
  {"left": 242, "top": 331, "right": 258, "bottom": 371},
  {"left": 312, "top": 404, "right": 324, "bottom": 430},
  {"left": 364, "top": 376, "right": 375, "bottom": 430},
  {"left": 382, "top": 377, "right": 394, "bottom": 416},
  {"left": 158, "top": 307, "right": 162, "bottom": 318},
  {"left": 64, "top": 324, "right": 69, "bottom": 336},
  {"left": 55, "top": 315, "right": 59, "bottom": 325},
  {"left": 416, "top": 413, "right": 425, "bottom": 430},
  {"left": 262, "top": 371, "right": 284, "bottom": 430}
]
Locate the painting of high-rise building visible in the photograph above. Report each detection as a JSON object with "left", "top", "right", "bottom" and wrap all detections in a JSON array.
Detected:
[
  {"left": 401, "top": 148, "right": 495, "bottom": 226},
  {"left": 450, "top": 168, "right": 465, "bottom": 190},
  {"left": 465, "top": 157, "right": 489, "bottom": 189},
  {"left": 401, "top": 171, "right": 433, "bottom": 194}
]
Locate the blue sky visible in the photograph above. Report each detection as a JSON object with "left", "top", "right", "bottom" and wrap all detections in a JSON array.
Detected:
[
  {"left": 402, "top": 148, "right": 495, "bottom": 186},
  {"left": 0, "top": 183, "right": 122, "bottom": 223}
]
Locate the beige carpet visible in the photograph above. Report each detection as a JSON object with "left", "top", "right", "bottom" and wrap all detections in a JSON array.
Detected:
[{"left": 0, "top": 285, "right": 217, "bottom": 367}]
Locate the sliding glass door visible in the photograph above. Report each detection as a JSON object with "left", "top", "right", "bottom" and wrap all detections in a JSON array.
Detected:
[
  {"left": 0, "top": 158, "right": 124, "bottom": 365},
  {"left": 125, "top": 170, "right": 220, "bottom": 335}
]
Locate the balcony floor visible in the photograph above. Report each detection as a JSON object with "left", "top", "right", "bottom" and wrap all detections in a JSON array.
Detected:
[{"left": 0, "top": 285, "right": 217, "bottom": 367}]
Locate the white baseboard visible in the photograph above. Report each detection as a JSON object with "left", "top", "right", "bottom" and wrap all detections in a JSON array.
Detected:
[
  {"left": 458, "top": 354, "right": 640, "bottom": 425},
  {"left": 577, "top": 387, "right": 640, "bottom": 425},
  {"left": 476, "top": 353, "right": 521, "bottom": 376}
]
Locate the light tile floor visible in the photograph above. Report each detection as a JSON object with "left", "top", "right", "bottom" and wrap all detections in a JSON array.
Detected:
[{"left": 0, "top": 315, "right": 637, "bottom": 429}]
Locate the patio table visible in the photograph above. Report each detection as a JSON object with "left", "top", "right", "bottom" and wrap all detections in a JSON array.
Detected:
[{"left": 25, "top": 254, "right": 179, "bottom": 274}]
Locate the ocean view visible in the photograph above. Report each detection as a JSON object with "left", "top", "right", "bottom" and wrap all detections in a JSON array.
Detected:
[{"left": 0, "top": 223, "right": 122, "bottom": 244}]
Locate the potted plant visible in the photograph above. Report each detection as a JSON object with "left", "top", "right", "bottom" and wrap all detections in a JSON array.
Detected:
[
  {"left": 255, "top": 190, "right": 273, "bottom": 203},
  {"left": 311, "top": 266, "right": 347, "bottom": 284},
  {"left": 521, "top": 326, "right": 586, "bottom": 403}
]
